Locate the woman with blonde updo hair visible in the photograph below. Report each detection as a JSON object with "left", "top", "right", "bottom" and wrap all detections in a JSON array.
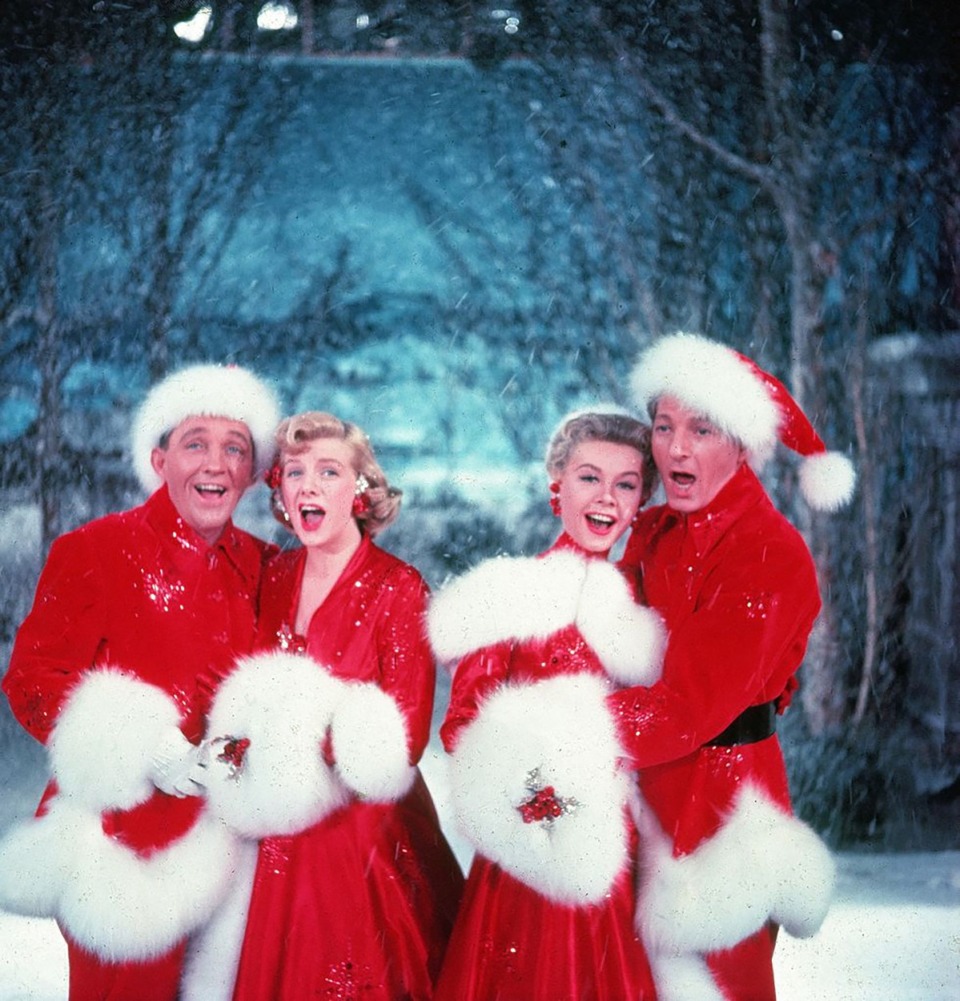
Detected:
[
  {"left": 544, "top": 408, "right": 658, "bottom": 505},
  {"left": 194, "top": 411, "right": 463, "bottom": 1001},
  {"left": 424, "top": 406, "right": 664, "bottom": 1001}
]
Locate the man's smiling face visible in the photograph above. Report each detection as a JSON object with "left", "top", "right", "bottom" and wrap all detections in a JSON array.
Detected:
[{"left": 150, "top": 416, "right": 255, "bottom": 544}]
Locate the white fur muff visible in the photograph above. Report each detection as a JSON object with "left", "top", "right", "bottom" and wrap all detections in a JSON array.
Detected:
[
  {"left": 449, "top": 672, "right": 631, "bottom": 905},
  {"left": 202, "top": 650, "right": 350, "bottom": 838},
  {"left": 203, "top": 649, "right": 417, "bottom": 839}
]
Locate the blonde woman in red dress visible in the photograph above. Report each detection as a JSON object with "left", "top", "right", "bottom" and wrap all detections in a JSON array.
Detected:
[
  {"left": 188, "top": 411, "right": 463, "bottom": 1001},
  {"left": 426, "top": 408, "right": 666, "bottom": 1001}
]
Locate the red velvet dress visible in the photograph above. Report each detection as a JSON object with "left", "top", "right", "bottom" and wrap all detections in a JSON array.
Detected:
[
  {"left": 429, "top": 536, "right": 660, "bottom": 1001},
  {"left": 230, "top": 536, "right": 464, "bottom": 1001},
  {"left": 2, "top": 486, "right": 272, "bottom": 1001}
]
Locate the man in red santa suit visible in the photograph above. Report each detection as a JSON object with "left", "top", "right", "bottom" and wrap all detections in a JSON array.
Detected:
[
  {"left": 0, "top": 363, "right": 279, "bottom": 1001},
  {"left": 610, "top": 332, "right": 856, "bottom": 1001}
]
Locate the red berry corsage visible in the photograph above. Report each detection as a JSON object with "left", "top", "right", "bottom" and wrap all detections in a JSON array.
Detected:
[
  {"left": 212, "top": 735, "right": 251, "bottom": 780},
  {"left": 518, "top": 767, "right": 579, "bottom": 825}
]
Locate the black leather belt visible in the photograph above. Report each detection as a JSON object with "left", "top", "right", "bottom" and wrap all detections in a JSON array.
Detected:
[{"left": 705, "top": 701, "right": 777, "bottom": 747}]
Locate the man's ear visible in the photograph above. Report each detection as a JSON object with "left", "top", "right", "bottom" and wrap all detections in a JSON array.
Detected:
[{"left": 150, "top": 446, "right": 167, "bottom": 481}]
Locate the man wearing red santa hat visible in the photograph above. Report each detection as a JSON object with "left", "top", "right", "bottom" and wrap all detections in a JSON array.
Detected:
[
  {"left": 0, "top": 363, "right": 279, "bottom": 1001},
  {"left": 611, "top": 332, "right": 856, "bottom": 1001}
]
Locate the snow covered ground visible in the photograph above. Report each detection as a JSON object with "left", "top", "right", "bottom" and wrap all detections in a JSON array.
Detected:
[{"left": 2, "top": 749, "right": 958, "bottom": 1000}]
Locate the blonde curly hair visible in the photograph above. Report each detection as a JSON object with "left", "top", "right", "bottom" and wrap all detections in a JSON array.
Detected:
[{"left": 268, "top": 411, "right": 401, "bottom": 537}]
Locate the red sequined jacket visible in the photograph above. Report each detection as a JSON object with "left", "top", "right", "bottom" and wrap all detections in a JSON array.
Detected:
[
  {"left": 5, "top": 487, "right": 270, "bottom": 747},
  {"left": 0, "top": 486, "right": 273, "bottom": 960}
]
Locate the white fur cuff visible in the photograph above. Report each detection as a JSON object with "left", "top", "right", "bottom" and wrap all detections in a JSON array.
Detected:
[
  {"left": 331, "top": 683, "right": 416, "bottom": 802},
  {"left": 49, "top": 668, "right": 183, "bottom": 811}
]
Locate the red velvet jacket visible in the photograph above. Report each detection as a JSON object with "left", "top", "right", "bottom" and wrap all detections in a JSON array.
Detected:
[
  {"left": 608, "top": 465, "right": 833, "bottom": 1001},
  {"left": 3, "top": 486, "right": 273, "bottom": 848},
  {"left": 612, "top": 464, "right": 821, "bottom": 849}
]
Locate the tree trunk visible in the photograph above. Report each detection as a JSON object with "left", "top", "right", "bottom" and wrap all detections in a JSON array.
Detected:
[{"left": 776, "top": 198, "right": 847, "bottom": 734}]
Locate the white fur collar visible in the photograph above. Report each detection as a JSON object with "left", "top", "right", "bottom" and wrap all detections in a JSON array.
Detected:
[{"left": 427, "top": 549, "right": 664, "bottom": 687}]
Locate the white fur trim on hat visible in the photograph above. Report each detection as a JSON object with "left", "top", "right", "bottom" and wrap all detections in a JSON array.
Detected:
[
  {"left": 449, "top": 672, "right": 630, "bottom": 905},
  {"left": 330, "top": 683, "right": 416, "bottom": 802},
  {"left": 131, "top": 363, "right": 280, "bottom": 494},
  {"left": 635, "top": 783, "right": 836, "bottom": 957},
  {"left": 0, "top": 797, "right": 239, "bottom": 962},
  {"left": 428, "top": 549, "right": 664, "bottom": 685},
  {"left": 631, "top": 333, "right": 858, "bottom": 510},
  {"left": 203, "top": 650, "right": 349, "bottom": 839},
  {"left": 631, "top": 333, "right": 781, "bottom": 466},
  {"left": 49, "top": 668, "right": 183, "bottom": 812}
]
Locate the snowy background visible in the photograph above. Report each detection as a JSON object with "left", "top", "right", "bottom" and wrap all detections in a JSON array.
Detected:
[
  {"left": 1, "top": 5, "right": 958, "bottom": 996},
  {"left": 3, "top": 4, "right": 958, "bottom": 846}
]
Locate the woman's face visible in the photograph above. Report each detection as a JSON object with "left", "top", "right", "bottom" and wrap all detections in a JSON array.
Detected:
[
  {"left": 557, "top": 439, "right": 646, "bottom": 554},
  {"left": 280, "top": 437, "right": 362, "bottom": 553},
  {"left": 651, "top": 395, "right": 745, "bottom": 512}
]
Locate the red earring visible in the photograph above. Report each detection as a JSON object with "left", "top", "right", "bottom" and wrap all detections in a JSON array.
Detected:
[{"left": 549, "top": 482, "right": 561, "bottom": 516}]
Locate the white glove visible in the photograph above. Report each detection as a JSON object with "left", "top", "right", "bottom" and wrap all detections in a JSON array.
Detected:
[{"left": 150, "top": 727, "right": 206, "bottom": 798}]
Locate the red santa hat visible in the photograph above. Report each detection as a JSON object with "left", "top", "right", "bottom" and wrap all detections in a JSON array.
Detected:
[
  {"left": 630, "top": 332, "right": 856, "bottom": 511},
  {"left": 131, "top": 363, "right": 281, "bottom": 494}
]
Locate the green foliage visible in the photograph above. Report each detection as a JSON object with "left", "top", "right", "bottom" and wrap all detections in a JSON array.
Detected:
[{"left": 782, "top": 710, "right": 916, "bottom": 850}]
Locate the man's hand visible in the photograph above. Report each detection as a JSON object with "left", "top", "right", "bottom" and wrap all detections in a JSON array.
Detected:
[{"left": 151, "top": 727, "right": 206, "bottom": 798}]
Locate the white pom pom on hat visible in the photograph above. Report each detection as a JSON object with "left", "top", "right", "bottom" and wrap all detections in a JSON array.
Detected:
[
  {"left": 630, "top": 332, "right": 856, "bottom": 511},
  {"left": 130, "top": 363, "right": 281, "bottom": 495}
]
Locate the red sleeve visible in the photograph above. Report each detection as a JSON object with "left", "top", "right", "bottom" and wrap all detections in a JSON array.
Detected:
[
  {"left": 374, "top": 566, "right": 436, "bottom": 763},
  {"left": 609, "top": 532, "right": 820, "bottom": 768},
  {"left": 438, "top": 641, "right": 514, "bottom": 753},
  {"left": 617, "top": 515, "right": 649, "bottom": 602},
  {"left": 2, "top": 531, "right": 105, "bottom": 743}
]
